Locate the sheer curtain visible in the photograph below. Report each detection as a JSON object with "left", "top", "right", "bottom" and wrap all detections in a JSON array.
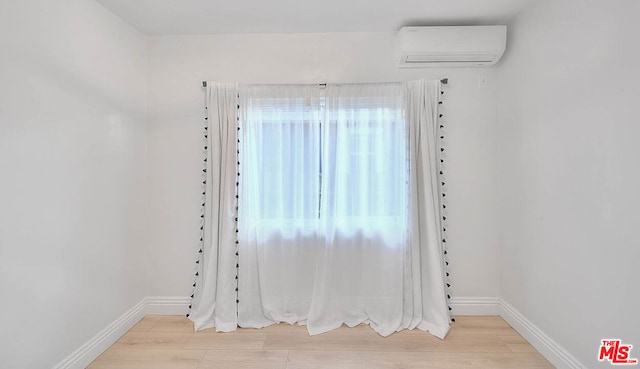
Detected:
[
  {"left": 404, "top": 79, "right": 450, "bottom": 338},
  {"left": 189, "top": 82, "right": 239, "bottom": 332},
  {"left": 236, "top": 81, "right": 450, "bottom": 338},
  {"left": 307, "top": 83, "right": 408, "bottom": 336},
  {"left": 190, "top": 80, "right": 449, "bottom": 337},
  {"left": 237, "top": 85, "right": 323, "bottom": 327}
]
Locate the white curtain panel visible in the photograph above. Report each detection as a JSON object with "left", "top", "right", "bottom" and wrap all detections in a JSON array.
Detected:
[
  {"left": 237, "top": 84, "right": 323, "bottom": 326},
  {"left": 305, "top": 83, "right": 408, "bottom": 336},
  {"left": 404, "top": 79, "right": 451, "bottom": 338},
  {"left": 235, "top": 81, "right": 450, "bottom": 338},
  {"left": 189, "top": 82, "right": 240, "bottom": 332}
]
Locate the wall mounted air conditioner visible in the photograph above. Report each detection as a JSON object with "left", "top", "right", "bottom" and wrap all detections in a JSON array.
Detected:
[{"left": 396, "top": 26, "right": 506, "bottom": 68}]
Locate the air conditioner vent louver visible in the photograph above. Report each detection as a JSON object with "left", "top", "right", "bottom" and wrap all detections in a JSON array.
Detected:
[
  {"left": 404, "top": 53, "right": 497, "bottom": 64},
  {"left": 397, "top": 26, "right": 506, "bottom": 68}
]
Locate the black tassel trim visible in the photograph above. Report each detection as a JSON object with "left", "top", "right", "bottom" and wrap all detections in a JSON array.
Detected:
[
  {"left": 233, "top": 95, "right": 242, "bottom": 312},
  {"left": 438, "top": 93, "right": 452, "bottom": 322},
  {"left": 190, "top": 105, "right": 211, "bottom": 315}
]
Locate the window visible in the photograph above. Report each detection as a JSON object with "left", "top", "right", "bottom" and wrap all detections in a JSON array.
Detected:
[{"left": 239, "top": 83, "right": 406, "bottom": 238}]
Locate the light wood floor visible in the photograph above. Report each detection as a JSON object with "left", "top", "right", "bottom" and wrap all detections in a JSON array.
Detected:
[{"left": 88, "top": 315, "right": 554, "bottom": 369}]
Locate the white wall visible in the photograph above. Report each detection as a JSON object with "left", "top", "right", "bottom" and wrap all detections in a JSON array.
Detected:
[
  {"left": 4, "top": 0, "right": 637, "bottom": 365},
  {"left": 498, "top": 0, "right": 640, "bottom": 367},
  {"left": 147, "top": 33, "right": 501, "bottom": 302},
  {"left": 0, "top": 1, "right": 148, "bottom": 368}
]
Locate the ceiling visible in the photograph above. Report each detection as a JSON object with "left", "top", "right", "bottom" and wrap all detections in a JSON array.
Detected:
[{"left": 96, "top": 0, "right": 534, "bottom": 35}]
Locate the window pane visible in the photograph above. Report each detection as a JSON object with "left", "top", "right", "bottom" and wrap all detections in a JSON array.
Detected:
[
  {"left": 239, "top": 86, "right": 321, "bottom": 234},
  {"left": 239, "top": 84, "right": 407, "bottom": 237},
  {"left": 322, "top": 84, "right": 407, "bottom": 235}
]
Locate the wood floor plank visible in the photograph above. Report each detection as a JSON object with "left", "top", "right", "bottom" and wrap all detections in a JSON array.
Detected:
[
  {"left": 293, "top": 323, "right": 371, "bottom": 334},
  {"left": 183, "top": 332, "right": 267, "bottom": 350},
  {"left": 111, "top": 331, "right": 194, "bottom": 349},
  {"left": 505, "top": 343, "right": 540, "bottom": 353},
  {"left": 498, "top": 334, "right": 528, "bottom": 344},
  {"left": 285, "top": 350, "right": 554, "bottom": 369},
  {"left": 449, "top": 316, "right": 518, "bottom": 336},
  {"left": 496, "top": 333, "right": 539, "bottom": 352},
  {"left": 88, "top": 348, "right": 205, "bottom": 369},
  {"left": 264, "top": 330, "right": 511, "bottom": 353},
  {"left": 151, "top": 315, "right": 196, "bottom": 332},
  {"left": 197, "top": 350, "right": 289, "bottom": 369},
  {"left": 88, "top": 361, "right": 199, "bottom": 369},
  {"left": 235, "top": 323, "right": 297, "bottom": 333},
  {"left": 91, "top": 316, "right": 553, "bottom": 368},
  {"left": 291, "top": 316, "right": 517, "bottom": 336},
  {"left": 129, "top": 315, "right": 163, "bottom": 332}
]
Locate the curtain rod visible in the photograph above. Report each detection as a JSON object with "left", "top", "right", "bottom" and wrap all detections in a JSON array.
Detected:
[{"left": 202, "top": 79, "right": 448, "bottom": 88}]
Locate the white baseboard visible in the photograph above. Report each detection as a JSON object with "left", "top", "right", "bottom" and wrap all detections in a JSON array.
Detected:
[
  {"left": 52, "top": 299, "right": 146, "bottom": 369},
  {"left": 499, "top": 299, "right": 585, "bottom": 369},
  {"left": 450, "top": 297, "right": 500, "bottom": 315},
  {"left": 145, "top": 296, "right": 191, "bottom": 315},
  {"left": 53, "top": 295, "right": 585, "bottom": 369},
  {"left": 52, "top": 297, "right": 191, "bottom": 369}
]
